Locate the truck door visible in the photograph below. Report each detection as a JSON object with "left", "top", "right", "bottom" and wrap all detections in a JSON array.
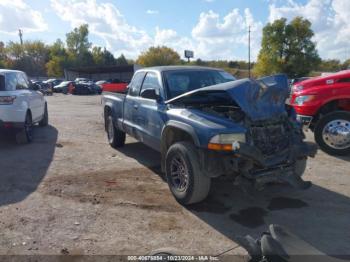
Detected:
[
  {"left": 136, "top": 71, "right": 166, "bottom": 151},
  {"left": 123, "top": 71, "right": 146, "bottom": 139}
]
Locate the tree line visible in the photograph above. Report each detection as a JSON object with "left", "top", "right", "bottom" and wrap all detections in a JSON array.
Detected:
[
  {"left": 0, "top": 24, "right": 128, "bottom": 77},
  {"left": 1, "top": 18, "right": 349, "bottom": 78}
]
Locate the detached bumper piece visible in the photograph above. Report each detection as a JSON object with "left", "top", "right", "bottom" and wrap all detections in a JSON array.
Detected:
[
  {"left": 234, "top": 141, "right": 316, "bottom": 191},
  {"left": 249, "top": 165, "right": 312, "bottom": 191},
  {"left": 297, "top": 114, "right": 313, "bottom": 131}
]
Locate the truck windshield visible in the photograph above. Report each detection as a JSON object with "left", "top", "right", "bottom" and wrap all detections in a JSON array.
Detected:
[{"left": 164, "top": 70, "right": 236, "bottom": 99}]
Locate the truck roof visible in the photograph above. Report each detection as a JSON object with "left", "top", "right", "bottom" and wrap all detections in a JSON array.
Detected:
[{"left": 137, "top": 66, "right": 223, "bottom": 73}]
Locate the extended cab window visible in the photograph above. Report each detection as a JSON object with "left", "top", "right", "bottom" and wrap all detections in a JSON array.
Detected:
[
  {"left": 128, "top": 72, "right": 146, "bottom": 96},
  {"left": 140, "top": 72, "right": 160, "bottom": 93}
]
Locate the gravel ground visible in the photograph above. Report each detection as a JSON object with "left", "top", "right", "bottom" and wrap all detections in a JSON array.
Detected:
[{"left": 0, "top": 94, "right": 349, "bottom": 258}]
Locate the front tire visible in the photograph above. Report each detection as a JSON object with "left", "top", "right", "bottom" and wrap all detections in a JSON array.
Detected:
[
  {"left": 106, "top": 115, "right": 125, "bottom": 148},
  {"left": 165, "top": 142, "right": 211, "bottom": 205},
  {"left": 314, "top": 111, "right": 350, "bottom": 155}
]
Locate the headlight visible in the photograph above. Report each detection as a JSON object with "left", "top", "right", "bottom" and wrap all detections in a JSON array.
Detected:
[
  {"left": 294, "top": 95, "right": 315, "bottom": 106},
  {"left": 208, "top": 133, "right": 245, "bottom": 151},
  {"left": 292, "top": 85, "right": 304, "bottom": 93}
]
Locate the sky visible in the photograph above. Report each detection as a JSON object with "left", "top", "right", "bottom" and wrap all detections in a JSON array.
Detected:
[{"left": 0, "top": 0, "right": 349, "bottom": 61}]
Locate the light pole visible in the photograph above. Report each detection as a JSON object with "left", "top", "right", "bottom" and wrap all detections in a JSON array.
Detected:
[
  {"left": 248, "top": 25, "right": 251, "bottom": 78},
  {"left": 18, "top": 29, "right": 23, "bottom": 45}
]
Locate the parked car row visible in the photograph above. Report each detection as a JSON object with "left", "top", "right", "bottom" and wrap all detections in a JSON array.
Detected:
[{"left": 52, "top": 79, "right": 102, "bottom": 95}]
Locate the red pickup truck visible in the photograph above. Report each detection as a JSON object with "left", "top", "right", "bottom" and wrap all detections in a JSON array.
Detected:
[{"left": 290, "top": 70, "right": 350, "bottom": 155}]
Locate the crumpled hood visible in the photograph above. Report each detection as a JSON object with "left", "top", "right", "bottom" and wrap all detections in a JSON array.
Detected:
[{"left": 166, "top": 74, "right": 289, "bottom": 121}]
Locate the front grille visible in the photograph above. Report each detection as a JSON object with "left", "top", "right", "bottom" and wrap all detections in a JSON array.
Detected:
[{"left": 250, "top": 122, "right": 290, "bottom": 155}]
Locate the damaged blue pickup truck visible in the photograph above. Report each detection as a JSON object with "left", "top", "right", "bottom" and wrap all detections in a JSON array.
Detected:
[{"left": 102, "top": 66, "right": 317, "bottom": 205}]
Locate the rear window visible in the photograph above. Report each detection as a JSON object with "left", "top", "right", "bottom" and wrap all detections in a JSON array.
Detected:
[{"left": 2, "top": 73, "right": 17, "bottom": 91}]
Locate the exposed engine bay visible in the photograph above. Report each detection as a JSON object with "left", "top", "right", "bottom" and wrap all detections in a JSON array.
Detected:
[{"left": 199, "top": 104, "right": 246, "bottom": 123}]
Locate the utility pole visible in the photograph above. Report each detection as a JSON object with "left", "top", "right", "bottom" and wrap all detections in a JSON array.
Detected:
[
  {"left": 18, "top": 29, "right": 23, "bottom": 45},
  {"left": 248, "top": 25, "right": 251, "bottom": 78}
]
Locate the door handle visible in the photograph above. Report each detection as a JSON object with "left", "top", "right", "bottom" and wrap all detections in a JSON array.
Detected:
[{"left": 133, "top": 104, "right": 139, "bottom": 110}]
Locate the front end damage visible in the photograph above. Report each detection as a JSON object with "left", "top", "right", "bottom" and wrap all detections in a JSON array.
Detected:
[
  {"left": 200, "top": 115, "right": 317, "bottom": 191},
  {"left": 167, "top": 74, "right": 318, "bottom": 191}
]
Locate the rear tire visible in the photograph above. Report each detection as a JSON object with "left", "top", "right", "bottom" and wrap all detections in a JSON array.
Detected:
[
  {"left": 165, "top": 142, "right": 211, "bottom": 205},
  {"left": 39, "top": 104, "right": 49, "bottom": 127},
  {"left": 16, "top": 113, "right": 33, "bottom": 144},
  {"left": 314, "top": 111, "right": 350, "bottom": 155},
  {"left": 106, "top": 115, "right": 125, "bottom": 148}
]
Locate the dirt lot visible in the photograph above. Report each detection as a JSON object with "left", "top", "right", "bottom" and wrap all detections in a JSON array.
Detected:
[{"left": 0, "top": 94, "right": 349, "bottom": 257}]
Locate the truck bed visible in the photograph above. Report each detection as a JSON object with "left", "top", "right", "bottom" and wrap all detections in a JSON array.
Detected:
[{"left": 102, "top": 91, "right": 126, "bottom": 131}]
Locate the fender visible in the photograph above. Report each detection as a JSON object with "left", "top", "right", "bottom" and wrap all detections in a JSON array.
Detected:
[
  {"left": 161, "top": 120, "right": 201, "bottom": 147},
  {"left": 160, "top": 120, "right": 201, "bottom": 173}
]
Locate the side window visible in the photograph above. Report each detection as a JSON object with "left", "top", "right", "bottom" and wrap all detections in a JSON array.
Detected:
[
  {"left": 16, "top": 73, "right": 29, "bottom": 90},
  {"left": 140, "top": 72, "right": 160, "bottom": 94},
  {"left": 128, "top": 72, "right": 146, "bottom": 96},
  {"left": 5, "top": 73, "right": 17, "bottom": 91}
]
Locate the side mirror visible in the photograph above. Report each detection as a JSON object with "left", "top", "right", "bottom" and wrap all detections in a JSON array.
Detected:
[
  {"left": 30, "top": 84, "right": 39, "bottom": 91},
  {"left": 140, "top": 88, "right": 159, "bottom": 100}
]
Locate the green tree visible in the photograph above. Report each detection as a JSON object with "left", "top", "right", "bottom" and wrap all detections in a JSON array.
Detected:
[
  {"left": 46, "top": 39, "right": 68, "bottom": 77},
  {"left": 92, "top": 47, "right": 118, "bottom": 66},
  {"left": 65, "top": 24, "right": 94, "bottom": 67},
  {"left": 254, "top": 17, "right": 320, "bottom": 78},
  {"left": 0, "top": 42, "right": 6, "bottom": 67},
  {"left": 136, "top": 46, "right": 180, "bottom": 66},
  {"left": 46, "top": 56, "right": 66, "bottom": 77},
  {"left": 5, "top": 40, "right": 49, "bottom": 76},
  {"left": 317, "top": 59, "right": 342, "bottom": 72},
  {"left": 342, "top": 59, "right": 350, "bottom": 70},
  {"left": 66, "top": 24, "right": 91, "bottom": 55},
  {"left": 115, "top": 54, "right": 128, "bottom": 65}
]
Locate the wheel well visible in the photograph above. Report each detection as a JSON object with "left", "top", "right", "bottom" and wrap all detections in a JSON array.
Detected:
[
  {"left": 161, "top": 127, "right": 196, "bottom": 171},
  {"left": 104, "top": 106, "right": 112, "bottom": 130},
  {"left": 160, "top": 127, "right": 195, "bottom": 172},
  {"left": 312, "top": 99, "right": 350, "bottom": 128},
  {"left": 162, "top": 127, "right": 195, "bottom": 151}
]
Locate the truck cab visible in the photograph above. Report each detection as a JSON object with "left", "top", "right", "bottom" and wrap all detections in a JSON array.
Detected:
[
  {"left": 0, "top": 69, "right": 48, "bottom": 143},
  {"left": 290, "top": 70, "right": 350, "bottom": 155}
]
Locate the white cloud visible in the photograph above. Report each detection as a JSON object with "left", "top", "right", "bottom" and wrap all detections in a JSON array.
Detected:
[
  {"left": 269, "top": 0, "right": 350, "bottom": 61},
  {"left": 192, "top": 8, "right": 263, "bottom": 60},
  {"left": 50, "top": 0, "right": 261, "bottom": 60},
  {"left": 0, "top": 0, "right": 48, "bottom": 34},
  {"left": 146, "top": 10, "right": 159, "bottom": 15},
  {"left": 50, "top": 0, "right": 152, "bottom": 58}
]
